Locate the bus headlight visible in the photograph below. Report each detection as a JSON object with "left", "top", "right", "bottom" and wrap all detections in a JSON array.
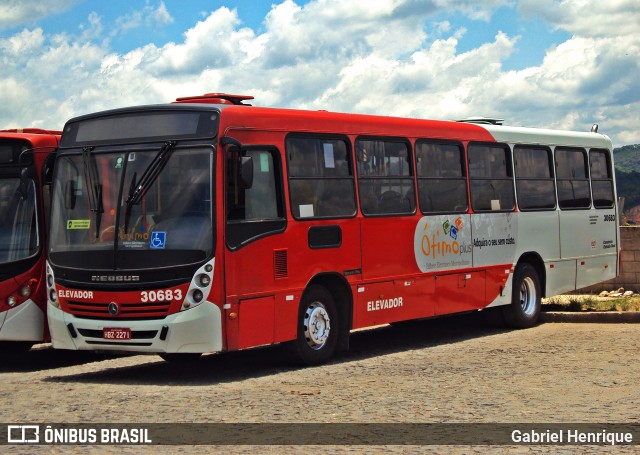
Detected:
[
  {"left": 20, "top": 286, "right": 31, "bottom": 298},
  {"left": 197, "top": 274, "right": 211, "bottom": 287},
  {"left": 7, "top": 295, "right": 17, "bottom": 307},
  {"left": 192, "top": 289, "right": 204, "bottom": 303},
  {"left": 49, "top": 289, "right": 58, "bottom": 303}
]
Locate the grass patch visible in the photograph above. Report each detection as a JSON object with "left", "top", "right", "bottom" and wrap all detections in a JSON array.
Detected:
[{"left": 542, "top": 295, "right": 640, "bottom": 312}]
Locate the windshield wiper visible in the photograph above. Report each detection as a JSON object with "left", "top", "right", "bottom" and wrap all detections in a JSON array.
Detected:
[
  {"left": 123, "top": 141, "right": 177, "bottom": 232},
  {"left": 82, "top": 146, "right": 104, "bottom": 238}
]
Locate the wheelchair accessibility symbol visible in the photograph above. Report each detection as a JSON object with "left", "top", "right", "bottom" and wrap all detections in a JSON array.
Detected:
[{"left": 150, "top": 231, "right": 167, "bottom": 249}]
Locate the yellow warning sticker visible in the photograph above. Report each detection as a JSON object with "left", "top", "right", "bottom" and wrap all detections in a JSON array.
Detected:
[{"left": 66, "top": 219, "right": 91, "bottom": 229}]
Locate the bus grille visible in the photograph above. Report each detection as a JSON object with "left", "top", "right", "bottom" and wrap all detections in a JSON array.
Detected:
[{"left": 66, "top": 300, "right": 172, "bottom": 319}]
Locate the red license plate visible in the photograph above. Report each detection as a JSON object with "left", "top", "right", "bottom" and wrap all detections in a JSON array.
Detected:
[{"left": 103, "top": 327, "right": 131, "bottom": 340}]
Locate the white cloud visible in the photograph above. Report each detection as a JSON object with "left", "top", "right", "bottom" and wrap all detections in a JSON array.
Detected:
[
  {"left": 518, "top": 0, "right": 640, "bottom": 38},
  {"left": 112, "top": 1, "right": 175, "bottom": 38},
  {"left": 0, "top": 0, "right": 81, "bottom": 30},
  {"left": 0, "top": 0, "right": 638, "bottom": 146},
  {"left": 149, "top": 1, "right": 174, "bottom": 27}
]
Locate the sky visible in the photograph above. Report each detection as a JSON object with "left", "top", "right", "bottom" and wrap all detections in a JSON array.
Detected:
[{"left": 0, "top": 0, "right": 638, "bottom": 147}]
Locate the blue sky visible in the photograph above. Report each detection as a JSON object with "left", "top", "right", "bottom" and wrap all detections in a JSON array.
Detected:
[{"left": 0, "top": 0, "right": 638, "bottom": 145}]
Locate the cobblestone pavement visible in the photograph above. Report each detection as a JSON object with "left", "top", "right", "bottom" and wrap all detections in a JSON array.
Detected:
[{"left": 1, "top": 314, "right": 638, "bottom": 454}]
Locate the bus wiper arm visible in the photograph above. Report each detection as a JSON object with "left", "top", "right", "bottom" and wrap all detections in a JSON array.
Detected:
[
  {"left": 82, "top": 146, "right": 104, "bottom": 238},
  {"left": 123, "top": 141, "right": 177, "bottom": 231}
]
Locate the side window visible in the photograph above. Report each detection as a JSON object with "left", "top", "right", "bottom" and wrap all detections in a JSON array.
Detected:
[
  {"left": 286, "top": 135, "right": 356, "bottom": 219},
  {"left": 590, "top": 149, "right": 614, "bottom": 209},
  {"left": 555, "top": 147, "right": 591, "bottom": 209},
  {"left": 514, "top": 145, "right": 556, "bottom": 211},
  {"left": 355, "top": 137, "right": 415, "bottom": 215},
  {"left": 415, "top": 141, "right": 467, "bottom": 213},
  {"left": 226, "top": 147, "right": 285, "bottom": 249},
  {"left": 468, "top": 143, "right": 515, "bottom": 212}
]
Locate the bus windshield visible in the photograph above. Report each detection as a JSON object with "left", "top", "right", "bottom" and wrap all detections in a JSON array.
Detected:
[
  {"left": 0, "top": 177, "right": 38, "bottom": 264},
  {"left": 49, "top": 146, "right": 213, "bottom": 270}
]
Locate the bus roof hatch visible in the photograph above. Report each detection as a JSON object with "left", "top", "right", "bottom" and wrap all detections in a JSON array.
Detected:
[
  {"left": 173, "top": 93, "right": 254, "bottom": 105},
  {"left": 456, "top": 117, "right": 504, "bottom": 125}
]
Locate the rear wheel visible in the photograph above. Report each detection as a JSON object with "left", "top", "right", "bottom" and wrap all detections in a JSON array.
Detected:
[
  {"left": 502, "top": 263, "right": 541, "bottom": 328},
  {"left": 288, "top": 285, "right": 339, "bottom": 366}
]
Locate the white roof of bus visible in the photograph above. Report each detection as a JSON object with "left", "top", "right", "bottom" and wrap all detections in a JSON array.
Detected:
[{"left": 477, "top": 123, "right": 612, "bottom": 149}]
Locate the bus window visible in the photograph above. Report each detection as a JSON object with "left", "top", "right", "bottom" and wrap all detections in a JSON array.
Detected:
[
  {"left": 286, "top": 136, "right": 356, "bottom": 219},
  {"left": 228, "top": 150, "right": 279, "bottom": 220},
  {"left": 590, "top": 149, "right": 614, "bottom": 209},
  {"left": 415, "top": 140, "right": 467, "bottom": 214},
  {"left": 514, "top": 145, "right": 556, "bottom": 211},
  {"left": 468, "top": 143, "right": 515, "bottom": 212},
  {"left": 226, "top": 147, "right": 285, "bottom": 249},
  {"left": 555, "top": 147, "right": 591, "bottom": 209},
  {"left": 355, "top": 137, "right": 415, "bottom": 216}
]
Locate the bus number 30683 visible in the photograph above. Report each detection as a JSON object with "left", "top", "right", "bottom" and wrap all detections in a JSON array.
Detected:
[{"left": 140, "top": 289, "right": 183, "bottom": 302}]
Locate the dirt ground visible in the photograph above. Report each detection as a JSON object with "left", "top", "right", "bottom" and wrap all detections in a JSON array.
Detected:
[{"left": 1, "top": 314, "right": 638, "bottom": 454}]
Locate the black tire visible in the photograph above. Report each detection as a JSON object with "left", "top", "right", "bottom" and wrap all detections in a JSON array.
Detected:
[
  {"left": 502, "top": 263, "right": 541, "bottom": 328},
  {"left": 288, "top": 285, "right": 339, "bottom": 366},
  {"left": 159, "top": 352, "right": 202, "bottom": 363}
]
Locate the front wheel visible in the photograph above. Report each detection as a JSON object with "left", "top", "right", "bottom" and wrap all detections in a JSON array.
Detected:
[
  {"left": 288, "top": 285, "right": 339, "bottom": 366},
  {"left": 502, "top": 263, "right": 541, "bottom": 328}
]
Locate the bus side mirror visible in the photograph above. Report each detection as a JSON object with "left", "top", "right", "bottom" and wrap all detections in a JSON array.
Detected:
[
  {"left": 65, "top": 180, "right": 76, "bottom": 209},
  {"left": 19, "top": 168, "right": 29, "bottom": 200},
  {"left": 239, "top": 156, "right": 253, "bottom": 189},
  {"left": 42, "top": 152, "right": 56, "bottom": 185}
]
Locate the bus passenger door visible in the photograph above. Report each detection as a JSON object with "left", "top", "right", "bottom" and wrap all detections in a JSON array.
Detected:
[{"left": 223, "top": 145, "right": 289, "bottom": 350}]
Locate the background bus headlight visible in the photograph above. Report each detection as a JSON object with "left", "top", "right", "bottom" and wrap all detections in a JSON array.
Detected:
[{"left": 20, "top": 286, "right": 31, "bottom": 298}]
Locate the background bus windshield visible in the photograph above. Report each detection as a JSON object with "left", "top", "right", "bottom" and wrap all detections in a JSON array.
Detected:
[{"left": 0, "top": 178, "right": 38, "bottom": 264}]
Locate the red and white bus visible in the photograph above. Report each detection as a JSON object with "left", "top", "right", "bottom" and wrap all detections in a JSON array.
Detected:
[
  {"left": 0, "top": 128, "right": 58, "bottom": 353},
  {"left": 46, "top": 94, "right": 618, "bottom": 364}
]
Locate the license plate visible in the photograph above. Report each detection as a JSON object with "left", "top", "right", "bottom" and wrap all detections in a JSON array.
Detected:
[{"left": 103, "top": 327, "right": 131, "bottom": 340}]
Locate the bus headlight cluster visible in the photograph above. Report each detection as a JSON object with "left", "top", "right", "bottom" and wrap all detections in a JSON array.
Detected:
[
  {"left": 4, "top": 279, "right": 35, "bottom": 308},
  {"left": 183, "top": 259, "right": 214, "bottom": 311},
  {"left": 46, "top": 261, "right": 59, "bottom": 308}
]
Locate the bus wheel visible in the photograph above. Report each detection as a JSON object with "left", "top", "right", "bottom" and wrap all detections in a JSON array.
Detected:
[
  {"left": 159, "top": 353, "right": 202, "bottom": 363},
  {"left": 503, "top": 263, "right": 541, "bottom": 328},
  {"left": 289, "top": 285, "right": 338, "bottom": 366}
]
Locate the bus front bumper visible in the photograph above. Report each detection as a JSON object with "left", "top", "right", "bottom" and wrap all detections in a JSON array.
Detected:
[
  {"left": 0, "top": 299, "right": 45, "bottom": 341},
  {"left": 47, "top": 301, "right": 223, "bottom": 353}
]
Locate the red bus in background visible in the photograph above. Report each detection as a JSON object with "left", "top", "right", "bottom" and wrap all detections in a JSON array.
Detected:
[
  {"left": 0, "top": 129, "right": 58, "bottom": 353},
  {"left": 46, "top": 94, "right": 618, "bottom": 365}
]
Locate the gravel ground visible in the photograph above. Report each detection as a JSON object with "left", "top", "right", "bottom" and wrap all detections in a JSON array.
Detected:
[{"left": 1, "top": 314, "right": 638, "bottom": 454}]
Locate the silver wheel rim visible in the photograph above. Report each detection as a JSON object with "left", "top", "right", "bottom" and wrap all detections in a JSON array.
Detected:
[
  {"left": 520, "top": 276, "right": 537, "bottom": 316},
  {"left": 303, "top": 302, "right": 331, "bottom": 350}
]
